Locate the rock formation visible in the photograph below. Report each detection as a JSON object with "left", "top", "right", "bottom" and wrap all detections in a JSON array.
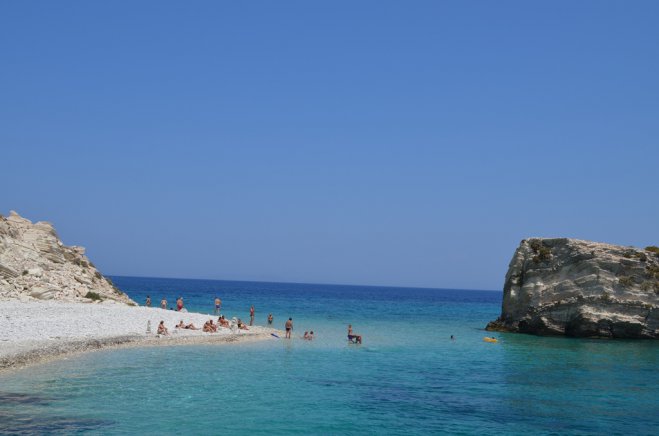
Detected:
[
  {"left": 486, "top": 238, "right": 659, "bottom": 338},
  {"left": 0, "top": 211, "right": 135, "bottom": 305}
]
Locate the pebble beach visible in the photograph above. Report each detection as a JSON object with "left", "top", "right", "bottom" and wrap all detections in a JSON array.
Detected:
[{"left": 0, "top": 300, "right": 275, "bottom": 371}]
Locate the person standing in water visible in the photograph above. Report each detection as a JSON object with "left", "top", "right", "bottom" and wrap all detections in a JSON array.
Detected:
[
  {"left": 214, "top": 297, "right": 222, "bottom": 315},
  {"left": 249, "top": 305, "right": 255, "bottom": 326},
  {"left": 176, "top": 296, "right": 184, "bottom": 311},
  {"left": 145, "top": 295, "right": 151, "bottom": 307},
  {"left": 160, "top": 297, "right": 167, "bottom": 310},
  {"left": 285, "top": 318, "right": 293, "bottom": 339},
  {"left": 267, "top": 313, "right": 273, "bottom": 324}
]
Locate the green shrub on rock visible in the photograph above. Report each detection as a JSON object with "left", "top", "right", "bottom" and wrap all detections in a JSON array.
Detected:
[{"left": 85, "top": 291, "right": 103, "bottom": 301}]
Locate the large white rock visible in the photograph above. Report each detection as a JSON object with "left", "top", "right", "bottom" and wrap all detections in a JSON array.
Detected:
[
  {"left": 0, "top": 211, "right": 135, "bottom": 305},
  {"left": 487, "top": 238, "right": 659, "bottom": 338}
]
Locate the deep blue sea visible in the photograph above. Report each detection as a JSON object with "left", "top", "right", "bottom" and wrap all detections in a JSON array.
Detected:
[{"left": 1, "top": 277, "right": 658, "bottom": 435}]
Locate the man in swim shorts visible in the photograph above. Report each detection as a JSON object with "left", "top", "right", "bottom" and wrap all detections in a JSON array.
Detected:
[
  {"left": 249, "top": 305, "right": 255, "bottom": 326},
  {"left": 214, "top": 297, "right": 221, "bottom": 315},
  {"left": 285, "top": 318, "right": 293, "bottom": 339}
]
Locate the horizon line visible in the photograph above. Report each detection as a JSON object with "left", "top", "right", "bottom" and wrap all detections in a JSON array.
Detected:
[{"left": 107, "top": 273, "right": 502, "bottom": 293}]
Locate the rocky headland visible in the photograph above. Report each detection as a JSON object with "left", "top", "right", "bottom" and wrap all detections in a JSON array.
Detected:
[
  {"left": 0, "top": 211, "right": 276, "bottom": 371},
  {"left": 486, "top": 238, "right": 659, "bottom": 338},
  {"left": 0, "top": 210, "right": 134, "bottom": 304}
]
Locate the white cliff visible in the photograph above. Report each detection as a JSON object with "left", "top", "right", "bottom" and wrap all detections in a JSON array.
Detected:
[
  {"left": 0, "top": 211, "right": 135, "bottom": 305},
  {"left": 487, "top": 238, "right": 659, "bottom": 338}
]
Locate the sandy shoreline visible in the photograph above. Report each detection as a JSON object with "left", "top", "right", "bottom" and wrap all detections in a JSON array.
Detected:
[{"left": 0, "top": 301, "right": 278, "bottom": 372}]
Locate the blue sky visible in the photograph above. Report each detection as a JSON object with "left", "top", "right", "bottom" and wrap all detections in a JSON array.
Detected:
[{"left": 2, "top": 1, "right": 658, "bottom": 290}]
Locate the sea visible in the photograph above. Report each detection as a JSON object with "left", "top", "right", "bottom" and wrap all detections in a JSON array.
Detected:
[{"left": 1, "top": 276, "right": 658, "bottom": 435}]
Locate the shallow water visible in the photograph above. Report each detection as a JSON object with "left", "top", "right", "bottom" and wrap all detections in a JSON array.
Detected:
[{"left": 1, "top": 278, "right": 658, "bottom": 435}]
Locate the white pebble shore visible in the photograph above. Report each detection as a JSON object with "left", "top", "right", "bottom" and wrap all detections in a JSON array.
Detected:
[{"left": 0, "top": 300, "right": 274, "bottom": 368}]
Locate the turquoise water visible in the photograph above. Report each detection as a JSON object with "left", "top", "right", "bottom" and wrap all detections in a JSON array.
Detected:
[{"left": 1, "top": 277, "right": 658, "bottom": 435}]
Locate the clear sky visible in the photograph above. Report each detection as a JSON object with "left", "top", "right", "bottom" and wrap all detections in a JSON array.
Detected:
[{"left": 2, "top": 1, "right": 658, "bottom": 290}]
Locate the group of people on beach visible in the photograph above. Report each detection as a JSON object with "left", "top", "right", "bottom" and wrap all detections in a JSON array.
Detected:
[
  {"left": 145, "top": 295, "right": 185, "bottom": 311},
  {"left": 149, "top": 295, "right": 363, "bottom": 344}
]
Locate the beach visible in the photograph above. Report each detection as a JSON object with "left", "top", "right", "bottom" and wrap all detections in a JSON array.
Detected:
[{"left": 0, "top": 300, "right": 276, "bottom": 372}]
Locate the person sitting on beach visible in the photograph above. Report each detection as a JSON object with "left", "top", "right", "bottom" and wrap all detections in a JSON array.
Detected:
[
  {"left": 348, "top": 324, "right": 362, "bottom": 344},
  {"left": 176, "top": 320, "right": 185, "bottom": 329},
  {"left": 237, "top": 318, "right": 249, "bottom": 330},
  {"left": 309, "top": 331, "right": 314, "bottom": 340},
  {"left": 267, "top": 313, "right": 273, "bottom": 324},
  {"left": 218, "top": 315, "right": 230, "bottom": 328},
  {"left": 160, "top": 298, "right": 167, "bottom": 310},
  {"left": 303, "top": 331, "right": 309, "bottom": 340},
  {"left": 203, "top": 320, "right": 218, "bottom": 333},
  {"left": 157, "top": 320, "right": 169, "bottom": 335}
]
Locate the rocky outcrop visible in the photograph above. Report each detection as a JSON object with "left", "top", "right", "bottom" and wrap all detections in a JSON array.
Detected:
[
  {"left": 0, "top": 211, "right": 135, "bottom": 305},
  {"left": 486, "top": 238, "right": 659, "bottom": 338}
]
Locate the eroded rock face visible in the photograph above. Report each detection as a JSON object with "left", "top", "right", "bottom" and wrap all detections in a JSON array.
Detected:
[
  {"left": 0, "top": 211, "right": 135, "bottom": 305},
  {"left": 486, "top": 238, "right": 659, "bottom": 338}
]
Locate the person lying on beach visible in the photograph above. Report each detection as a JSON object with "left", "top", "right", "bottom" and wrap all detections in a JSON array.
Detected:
[
  {"left": 157, "top": 320, "right": 169, "bottom": 335},
  {"left": 203, "top": 320, "right": 218, "bottom": 333},
  {"left": 176, "top": 320, "right": 199, "bottom": 330},
  {"left": 237, "top": 319, "right": 249, "bottom": 330},
  {"left": 348, "top": 324, "right": 362, "bottom": 344},
  {"left": 218, "top": 315, "right": 230, "bottom": 328}
]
